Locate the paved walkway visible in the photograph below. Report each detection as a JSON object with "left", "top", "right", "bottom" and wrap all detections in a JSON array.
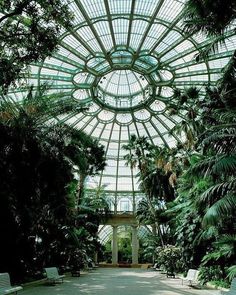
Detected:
[{"left": 21, "top": 268, "right": 220, "bottom": 295}]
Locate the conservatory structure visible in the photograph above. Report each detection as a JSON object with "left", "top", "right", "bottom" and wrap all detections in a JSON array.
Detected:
[{"left": 1, "top": 0, "right": 236, "bottom": 293}]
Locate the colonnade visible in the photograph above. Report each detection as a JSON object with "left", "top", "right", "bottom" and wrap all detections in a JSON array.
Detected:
[{"left": 111, "top": 225, "right": 139, "bottom": 265}]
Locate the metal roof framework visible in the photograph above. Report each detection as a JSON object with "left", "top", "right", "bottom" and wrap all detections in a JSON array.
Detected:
[{"left": 6, "top": 0, "right": 236, "bottom": 197}]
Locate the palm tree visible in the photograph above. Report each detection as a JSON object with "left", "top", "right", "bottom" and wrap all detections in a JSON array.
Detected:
[
  {"left": 171, "top": 52, "right": 236, "bottom": 278},
  {"left": 0, "top": 86, "right": 106, "bottom": 281},
  {"left": 0, "top": 84, "right": 84, "bottom": 126},
  {"left": 123, "top": 135, "right": 179, "bottom": 247},
  {"left": 169, "top": 87, "right": 203, "bottom": 150},
  {"left": 184, "top": 0, "right": 236, "bottom": 36},
  {"left": 183, "top": 0, "right": 236, "bottom": 59}
]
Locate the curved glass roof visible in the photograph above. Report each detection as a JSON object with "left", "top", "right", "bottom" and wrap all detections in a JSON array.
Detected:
[{"left": 7, "top": 0, "right": 236, "bottom": 194}]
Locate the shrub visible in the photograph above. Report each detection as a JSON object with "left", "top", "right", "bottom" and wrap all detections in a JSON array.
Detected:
[
  {"left": 198, "top": 265, "right": 230, "bottom": 287},
  {"left": 156, "top": 245, "right": 184, "bottom": 274}
]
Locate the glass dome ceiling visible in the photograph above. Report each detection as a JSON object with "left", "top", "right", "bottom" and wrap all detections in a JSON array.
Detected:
[{"left": 7, "top": 0, "right": 236, "bottom": 194}]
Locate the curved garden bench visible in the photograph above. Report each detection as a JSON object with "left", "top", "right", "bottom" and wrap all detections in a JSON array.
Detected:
[
  {"left": 0, "top": 273, "right": 22, "bottom": 295},
  {"left": 181, "top": 269, "right": 199, "bottom": 286},
  {"left": 44, "top": 267, "right": 65, "bottom": 284}
]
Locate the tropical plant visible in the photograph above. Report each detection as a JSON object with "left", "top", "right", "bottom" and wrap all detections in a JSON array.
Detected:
[
  {"left": 169, "top": 86, "right": 203, "bottom": 150},
  {"left": 123, "top": 135, "right": 178, "bottom": 247},
  {"left": 169, "top": 50, "right": 236, "bottom": 281},
  {"left": 183, "top": 0, "right": 236, "bottom": 59},
  {"left": 139, "top": 233, "right": 160, "bottom": 263},
  {"left": 198, "top": 265, "right": 229, "bottom": 286},
  {"left": 184, "top": 0, "right": 236, "bottom": 36},
  {"left": 0, "top": 0, "right": 73, "bottom": 92},
  {"left": 0, "top": 87, "right": 106, "bottom": 282}
]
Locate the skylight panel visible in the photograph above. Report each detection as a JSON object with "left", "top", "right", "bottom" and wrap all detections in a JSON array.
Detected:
[
  {"left": 73, "top": 89, "right": 90, "bottom": 100},
  {"left": 174, "top": 40, "right": 195, "bottom": 54},
  {"left": 112, "top": 19, "right": 129, "bottom": 45},
  {"left": 134, "top": 0, "right": 157, "bottom": 16},
  {"left": 186, "top": 63, "right": 207, "bottom": 72},
  {"left": 80, "top": 0, "right": 106, "bottom": 18},
  {"left": 135, "top": 122, "right": 148, "bottom": 136},
  {"left": 223, "top": 36, "right": 236, "bottom": 51},
  {"left": 128, "top": 123, "right": 138, "bottom": 134},
  {"left": 151, "top": 117, "right": 169, "bottom": 133},
  {"left": 107, "top": 148, "right": 119, "bottom": 157},
  {"left": 109, "top": 0, "right": 132, "bottom": 14},
  {"left": 93, "top": 21, "right": 113, "bottom": 51},
  {"left": 149, "top": 100, "right": 166, "bottom": 112},
  {"left": 134, "top": 109, "right": 151, "bottom": 121},
  {"left": 191, "top": 32, "right": 207, "bottom": 44},
  {"left": 101, "top": 177, "right": 117, "bottom": 191},
  {"left": 104, "top": 165, "right": 116, "bottom": 175},
  {"left": 74, "top": 118, "right": 89, "bottom": 130},
  {"left": 154, "top": 30, "right": 182, "bottom": 53},
  {"left": 29, "top": 65, "right": 40, "bottom": 75},
  {"left": 129, "top": 20, "right": 149, "bottom": 49},
  {"left": 161, "top": 87, "right": 174, "bottom": 97},
  {"left": 98, "top": 110, "right": 115, "bottom": 122},
  {"left": 68, "top": 1, "right": 85, "bottom": 24},
  {"left": 90, "top": 123, "right": 104, "bottom": 138},
  {"left": 152, "top": 136, "right": 166, "bottom": 146},
  {"left": 142, "top": 23, "right": 167, "bottom": 50},
  {"left": 76, "top": 26, "right": 101, "bottom": 53},
  {"left": 158, "top": 0, "right": 184, "bottom": 21},
  {"left": 210, "top": 73, "right": 222, "bottom": 82},
  {"left": 163, "top": 134, "right": 178, "bottom": 147},
  {"left": 144, "top": 121, "right": 159, "bottom": 136},
  {"left": 80, "top": 118, "right": 97, "bottom": 134},
  {"left": 117, "top": 178, "right": 133, "bottom": 191}
]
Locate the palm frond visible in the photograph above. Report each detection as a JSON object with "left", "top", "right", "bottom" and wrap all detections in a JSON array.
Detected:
[
  {"left": 193, "top": 226, "right": 219, "bottom": 245},
  {"left": 203, "top": 193, "right": 236, "bottom": 226},
  {"left": 227, "top": 265, "right": 236, "bottom": 280},
  {"left": 202, "top": 128, "right": 236, "bottom": 154},
  {"left": 189, "top": 154, "right": 236, "bottom": 177}
]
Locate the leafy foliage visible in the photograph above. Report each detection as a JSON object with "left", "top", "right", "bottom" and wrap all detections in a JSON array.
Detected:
[
  {"left": 184, "top": 0, "right": 236, "bottom": 35},
  {"left": 0, "top": 88, "right": 106, "bottom": 282},
  {"left": 156, "top": 245, "right": 184, "bottom": 274},
  {"left": 123, "top": 135, "right": 179, "bottom": 248},
  {"left": 0, "top": 0, "right": 73, "bottom": 92},
  {"left": 183, "top": 1, "right": 236, "bottom": 59},
  {"left": 198, "top": 265, "right": 229, "bottom": 286}
]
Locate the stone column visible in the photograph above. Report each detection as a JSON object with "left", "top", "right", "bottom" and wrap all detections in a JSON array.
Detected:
[
  {"left": 112, "top": 225, "right": 118, "bottom": 265},
  {"left": 131, "top": 225, "right": 139, "bottom": 265}
]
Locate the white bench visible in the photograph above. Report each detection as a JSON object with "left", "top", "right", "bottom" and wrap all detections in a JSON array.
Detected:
[
  {"left": 222, "top": 278, "right": 236, "bottom": 295},
  {"left": 182, "top": 269, "right": 199, "bottom": 286},
  {"left": 0, "top": 273, "right": 22, "bottom": 295},
  {"left": 150, "top": 263, "right": 158, "bottom": 270},
  {"left": 44, "top": 267, "right": 65, "bottom": 284}
]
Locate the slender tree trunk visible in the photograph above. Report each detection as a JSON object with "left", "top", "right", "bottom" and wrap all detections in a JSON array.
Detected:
[
  {"left": 76, "top": 173, "right": 85, "bottom": 209},
  {"left": 146, "top": 194, "right": 165, "bottom": 248}
]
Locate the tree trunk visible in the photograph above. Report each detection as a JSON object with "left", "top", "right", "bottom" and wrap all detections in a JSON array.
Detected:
[{"left": 76, "top": 173, "right": 85, "bottom": 209}]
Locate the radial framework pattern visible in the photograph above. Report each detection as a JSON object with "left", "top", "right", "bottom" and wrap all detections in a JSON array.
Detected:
[{"left": 7, "top": 0, "right": 236, "bottom": 196}]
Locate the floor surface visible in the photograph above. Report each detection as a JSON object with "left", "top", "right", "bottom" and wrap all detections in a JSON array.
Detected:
[{"left": 21, "top": 268, "right": 221, "bottom": 295}]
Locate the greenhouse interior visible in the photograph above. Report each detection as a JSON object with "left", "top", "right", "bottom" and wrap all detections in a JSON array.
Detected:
[{"left": 0, "top": 0, "right": 235, "bottom": 294}]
